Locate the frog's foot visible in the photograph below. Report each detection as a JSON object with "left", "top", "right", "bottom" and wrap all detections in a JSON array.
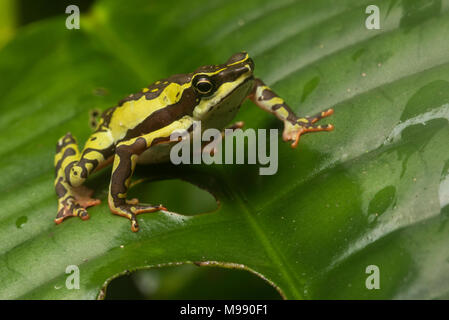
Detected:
[
  {"left": 54, "top": 184, "right": 100, "bottom": 224},
  {"left": 109, "top": 201, "right": 167, "bottom": 232},
  {"left": 55, "top": 196, "right": 90, "bottom": 224},
  {"left": 283, "top": 108, "right": 334, "bottom": 148}
]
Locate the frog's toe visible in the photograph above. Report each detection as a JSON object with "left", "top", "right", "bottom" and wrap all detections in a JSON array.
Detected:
[
  {"left": 56, "top": 132, "right": 76, "bottom": 153},
  {"left": 110, "top": 202, "right": 166, "bottom": 232},
  {"left": 110, "top": 207, "right": 140, "bottom": 232},
  {"left": 126, "top": 198, "right": 139, "bottom": 205},
  {"left": 283, "top": 108, "right": 334, "bottom": 148},
  {"left": 132, "top": 204, "right": 166, "bottom": 232},
  {"left": 227, "top": 121, "right": 245, "bottom": 130},
  {"left": 305, "top": 108, "right": 334, "bottom": 124},
  {"left": 133, "top": 203, "right": 167, "bottom": 214},
  {"left": 125, "top": 198, "right": 166, "bottom": 212},
  {"left": 287, "top": 124, "right": 334, "bottom": 148},
  {"left": 55, "top": 199, "right": 90, "bottom": 225}
]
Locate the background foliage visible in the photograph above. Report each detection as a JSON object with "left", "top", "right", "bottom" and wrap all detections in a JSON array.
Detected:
[{"left": 0, "top": 0, "right": 449, "bottom": 299}]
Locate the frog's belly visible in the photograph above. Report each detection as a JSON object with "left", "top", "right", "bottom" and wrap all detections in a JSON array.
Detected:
[{"left": 137, "top": 141, "right": 176, "bottom": 164}]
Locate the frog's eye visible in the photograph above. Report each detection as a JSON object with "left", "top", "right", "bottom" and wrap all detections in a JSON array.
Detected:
[{"left": 193, "top": 76, "right": 214, "bottom": 95}]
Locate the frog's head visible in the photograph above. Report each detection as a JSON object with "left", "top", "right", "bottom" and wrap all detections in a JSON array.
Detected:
[{"left": 191, "top": 52, "right": 255, "bottom": 123}]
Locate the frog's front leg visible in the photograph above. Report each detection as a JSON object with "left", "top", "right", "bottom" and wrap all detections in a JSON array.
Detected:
[
  {"left": 249, "top": 79, "right": 334, "bottom": 148},
  {"left": 108, "top": 116, "right": 194, "bottom": 232},
  {"left": 200, "top": 121, "right": 245, "bottom": 156}
]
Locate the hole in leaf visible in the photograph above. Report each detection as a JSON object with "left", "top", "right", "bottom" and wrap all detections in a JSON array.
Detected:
[{"left": 105, "top": 264, "right": 282, "bottom": 299}]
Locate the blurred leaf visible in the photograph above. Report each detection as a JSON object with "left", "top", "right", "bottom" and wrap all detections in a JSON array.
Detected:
[
  {"left": 0, "top": 0, "right": 17, "bottom": 49},
  {"left": 1, "top": 0, "right": 449, "bottom": 299}
]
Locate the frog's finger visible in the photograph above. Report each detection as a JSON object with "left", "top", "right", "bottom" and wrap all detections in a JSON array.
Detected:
[
  {"left": 111, "top": 203, "right": 166, "bottom": 232},
  {"left": 305, "top": 108, "right": 334, "bottom": 124},
  {"left": 54, "top": 197, "right": 90, "bottom": 224},
  {"left": 109, "top": 206, "right": 139, "bottom": 232},
  {"left": 290, "top": 123, "right": 334, "bottom": 148},
  {"left": 134, "top": 204, "right": 167, "bottom": 214}
]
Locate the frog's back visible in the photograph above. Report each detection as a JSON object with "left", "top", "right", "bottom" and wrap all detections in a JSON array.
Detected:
[{"left": 101, "top": 73, "right": 195, "bottom": 143}]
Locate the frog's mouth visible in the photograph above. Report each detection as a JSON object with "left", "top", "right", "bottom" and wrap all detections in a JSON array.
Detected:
[
  {"left": 211, "top": 74, "right": 254, "bottom": 108},
  {"left": 209, "top": 75, "right": 255, "bottom": 113},
  {"left": 221, "top": 75, "right": 254, "bottom": 101}
]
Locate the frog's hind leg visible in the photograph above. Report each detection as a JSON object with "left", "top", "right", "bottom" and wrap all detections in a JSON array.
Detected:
[
  {"left": 54, "top": 133, "right": 93, "bottom": 223},
  {"left": 54, "top": 132, "right": 110, "bottom": 224}
]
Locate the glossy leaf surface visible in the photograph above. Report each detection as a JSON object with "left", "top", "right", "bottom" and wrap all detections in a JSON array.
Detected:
[{"left": 0, "top": 0, "right": 449, "bottom": 299}]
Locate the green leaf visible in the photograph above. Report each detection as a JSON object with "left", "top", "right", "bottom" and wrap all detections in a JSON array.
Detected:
[
  {"left": 1, "top": 0, "right": 449, "bottom": 299},
  {"left": 0, "top": 0, "right": 16, "bottom": 49}
]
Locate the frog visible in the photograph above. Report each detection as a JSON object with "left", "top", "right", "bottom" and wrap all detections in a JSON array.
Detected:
[{"left": 54, "top": 52, "right": 334, "bottom": 232}]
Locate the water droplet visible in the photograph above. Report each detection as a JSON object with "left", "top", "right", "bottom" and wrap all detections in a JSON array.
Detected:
[
  {"left": 300, "top": 76, "right": 320, "bottom": 103},
  {"left": 351, "top": 48, "right": 366, "bottom": 61},
  {"left": 16, "top": 216, "right": 28, "bottom": 229}
]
